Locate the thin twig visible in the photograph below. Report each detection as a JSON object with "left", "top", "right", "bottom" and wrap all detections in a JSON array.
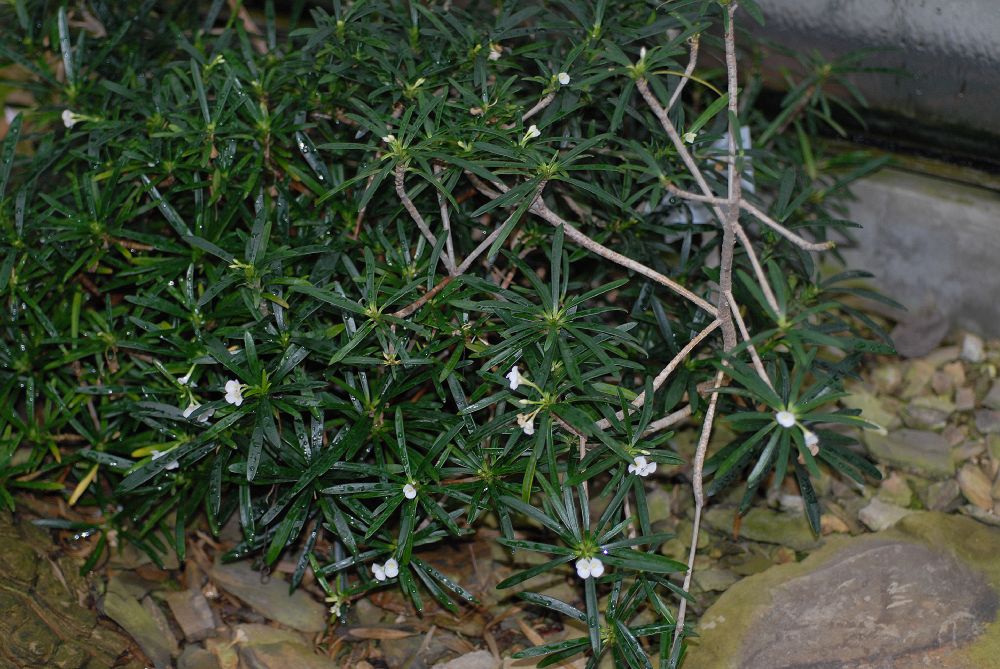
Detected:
[
  {"left": 670, "top": 368, "right": 724, "bottom": 657},
  {"left": 671, "top": 5, "right": 740, "bottom": 659},
  {"left": 724, "top": 289, "right": 774, "bottom": 391},
  {"left": 434, "top": 163, "right": 458, "bottom": 274},
  {"left": 391, "top": 277, "right": 454, "bottom": 319},
  {"left": 741, "top": 200, "right": 835, "bottom": 252},
  {"left": 350, "top": 169, "right": 379, "bottom": 239},
  {"left": 523, "top": 92, "right": 556, "bottom": 122},
  {"left": 666, "top": 34, "right": 700, "bottom": 112},
  {"left": 642, "top": 404, "right": 692, "bottom": 436},
  {"left": 637, "top": 78, "right": 725, "bottom": 225},
  {"left": 734, "top": 222, "right": 782, "bottom": 315},
  {"left": 594, "top": 318, "right": 721, "bottom": 430},
  {"left": 395, "top": 164, "right": 459, "bottom": 275},
  {"left": 468, "top": 176, "right": 718, "bottom": 315},
  {"left": 665, "top": 183, "right": 834, "bottom": 252},
  {"left": 396, "top": 163, "right": 455, "bottom": 275},
  {"left": 391, "top": 183, "right": 546, "bottom": 318}
]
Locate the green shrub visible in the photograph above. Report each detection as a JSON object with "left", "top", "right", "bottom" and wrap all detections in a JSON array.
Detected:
[{"left": 0, "top": 1, "right": 892, "bottom": 665}]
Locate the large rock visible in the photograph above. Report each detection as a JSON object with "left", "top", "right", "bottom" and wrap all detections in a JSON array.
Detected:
[
  {"left": 688, "top": 513, "right": 1000, "bottom": 668},
  {"left": 705, "top": 507, "right": 822, "bottom": 552},
  {"left": 209, "top": 559, "right": 326, "bottom": 633},
  {"left": 863, "top": 429, "right": 955, "bottom": 477},
  {"left": 101, "top": 577, "right": 176, "bottom": 669},
  {"left": 0, "top": 513, "right": 143, "bottom": 669}
]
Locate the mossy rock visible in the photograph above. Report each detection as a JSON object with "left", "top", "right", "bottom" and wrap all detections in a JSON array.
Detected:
[
  {"left": 687, "top": 512, "right": 1000, "bottom": 668},
  {"left": 0, "top": 512, "right": 142, "bottom": 669}
]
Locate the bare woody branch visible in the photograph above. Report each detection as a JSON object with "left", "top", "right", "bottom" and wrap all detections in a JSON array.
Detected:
[
  {"left": 523, "top": 92, "right": 556, "bottom": 122},
  {"left": 741, "top": 200, "right": 835, "bottom": 252},
  {"left": 595, "top": 318, "right": 722, "bottom": 430},
  {"left": 642, "top": 404, "right": 692, "bottom": 436},
  {"left": 667, "top": 34, "right": 701, "bottom": 112},
  {"left": 395, "top": 163, "right": 459, "bottom": 276},
  {"left": 467, "top": 174, "right": 718, "bottom": 316},
  {"left": 434, "top": 164, "right": 458, "bottom": 273},
  {"left": 670, "top": 4, "right": 742, "bottom": 658},
  {"left": 724, "top": 289, "right": 775, "bottom": 391},
  {"left": 733, "top": 223, "right": 782, "bottom": 315},
  {"left": 391, "top": 182, "right": 547, "bottom": 318}
]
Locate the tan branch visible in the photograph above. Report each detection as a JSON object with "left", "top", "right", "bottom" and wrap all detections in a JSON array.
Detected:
[
  {"left": 523, "top": 92, "right": 556, "bottom": 122},
  {"left": 594, "top": 318, "right": 721, "bottom": 430},
  {"left": 741, "top": 200, "right": 835, "bottom": 252},
  {"left": 724, "top": 290, "right": 774, "bottom": 391},
  {"left": 395, "top": 164, "right": 458, "bottom": 275},
  {"left": 667, "top": 34, "right": 701, "bottom": 112},
  {"left": 641, "top": 404, "right": 692, "bottom": 435},
  {"left": 734, "top": 223, "right": 782, "bottom": 315},
  {"left": 468, "top": 176, "right": 717, "bottom": 315}
]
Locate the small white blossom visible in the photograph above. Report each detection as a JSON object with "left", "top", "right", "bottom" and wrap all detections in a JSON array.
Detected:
[
  {"left": 62, "top": 109, "right": 81, "bottom": 128},
  {"left": 775, "top": 410, "right": 796, "bottom": 428},
  {"left": 403, "top": 483, "right": 417, "bottom": 499},
  {"left": 506, "top": 365, "right": 522, "bottom": 390},
  {"left": 224, "top": 380, "right": 244, "bottom": 406},
  {"left": 382, "top": 134, "right": 396, "bottom": 144},
  {"left": 575, "top": 557, "right": 605, "bottom": 579},
  {"left": 329, "top": 602, "right": 342, "bottom": 617},
  {"left": 488, "top": 43, "right": 502, "bottom": 61},
  {"left": 372, "top": 562, "right": 387, "bottom": 581},
  {"left": 182, "top": 402, "right": 214, "bottom": 424},
  {"left": 627, "top": 455, "right": 657, "bottom": 477},
  {"left": 683, "top": 131, "right": 697, "bottom": 144},
  {"left": 557, "top": 72, "right": 571, "bottom": 85},
  {"left": 151, "top": 450, "right": 179, "bottom": 471},
  {"left": 178, "top": 371, "right": 193, "bottom": 385},
  {"left": 803, "top": 429, "right": 820, "bottom": 456},
  {"left": 516, "top": 412, "right": 535, "bottom": 436},
  {"left": 525, "top": 124, "right": 541, "bottom": 140},
  {"left": 384, "top": 558, "right": 399, "bottom": 578}
]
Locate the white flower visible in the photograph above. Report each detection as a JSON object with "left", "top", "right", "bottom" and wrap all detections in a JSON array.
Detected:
[
  {"left": 372, "top": 558, "right": 400, "bottom": 582},
  {"left": 224, "top": 380, "right": 244, "bottom": 406},
  {"left": 627, "top": 455, "right": 657, "bottom": 477},
  {"left": 329, "top": 602, "right": 342, "bottom": 618},
  {"left": 683, "top": 131, "right": 697, "bottom": 144},
  {"left": 488, "top": 43, "right": 502, "bottom": 61},
  {"left": 557, "top": 72, "right": 570, "bottom": 85},
  {"left": 182, "top": 402, "right": 214, "bottom": 424},
  {"left": 803, "top": 429, "right": 820, "bottom": 455},
  {"left": 382, "top": 134, "right": 396, "bottom": 144},
  {"left": 516, "top": 412, "right": 535, "bottom": 436},
  {"left": 62, "top": 109, "right": 81, "bottom": 128},
  {"left": 178, "top": 371, "right": 193, "bottom": 385},
  {"left": 525, "top": 124, "right": 541, "bottom": 140},
  {"left": 506, "top": 365, "right": 522, "bottom": 390},
  {"left": 775, "top": 410, "right": 796, "bottom": 428},
  {"left": 575, "top": 557, "right": 605, "bottom": 579},
  {"left": 151, "top": 450, "right": 179, "bottom": 471},
  {"left": 639, "top": 46, "right": 647, "bottom": 60},
  {"left": 403, "top": 483, "right": 417, "bottom": 499}
]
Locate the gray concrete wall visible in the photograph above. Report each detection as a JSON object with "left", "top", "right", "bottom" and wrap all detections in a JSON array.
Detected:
[
  {"left": 837, "top": 165, "right": 1000, "bottom": 336},
  {"left": 749, "top": 0, "right": 1000, "bottom": 138}
]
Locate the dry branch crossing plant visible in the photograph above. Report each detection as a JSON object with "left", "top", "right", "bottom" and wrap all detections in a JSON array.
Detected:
[{"left": 0, "top": 0, "right": 893, "bottom": 666}]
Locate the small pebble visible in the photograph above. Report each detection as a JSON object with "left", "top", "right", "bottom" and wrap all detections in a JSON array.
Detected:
[
  {"left": 961, "top": 332, "right": 985, "bottom": 363},
  {"left": 957, "top": 464, "right": 994, "bottom": 512},
  {"left": 955, "top": 387, "right": 976, "bottom": 412}
]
